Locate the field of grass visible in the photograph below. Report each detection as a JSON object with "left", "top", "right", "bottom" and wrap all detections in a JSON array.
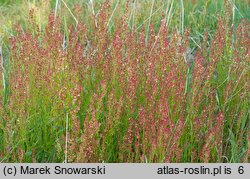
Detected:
[{"left": 0, "top": 0, "right": 249, "bottom": 162}]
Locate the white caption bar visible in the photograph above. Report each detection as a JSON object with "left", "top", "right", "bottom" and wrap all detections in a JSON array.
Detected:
[{"left": 0, "top": 163, "right": 249, "bottom": 179}]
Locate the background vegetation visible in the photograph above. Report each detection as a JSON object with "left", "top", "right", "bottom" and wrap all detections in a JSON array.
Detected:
[{"left": 0, "top": 0, "right": 249, "bottom": 162}]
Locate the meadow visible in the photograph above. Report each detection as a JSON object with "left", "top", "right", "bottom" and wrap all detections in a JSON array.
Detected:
[{"left": 0, "top": 0, "right": 249, "bottom": 162}]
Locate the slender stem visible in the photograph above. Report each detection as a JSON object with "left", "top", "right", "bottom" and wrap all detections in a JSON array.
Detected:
[
  {"left": 54, "top": 0, "right": 59, "bottom": 20},
  {"left": 62, "top": 0, "right": 78, "bottom": 27},
  {"left": 146, "top": 0, "right": 155, "bottom": 44},
  {"left": 180, "top": 0, "right": 184, "bottom": 34},
  {"left": 107, "top": 0, "right": 120, "bottom": 30},
  {"left": 65, "top": 113, "right": 69, "bottom": 163},
  {"left": 90, "top": 0, "right": 97, "bottom": 28}
]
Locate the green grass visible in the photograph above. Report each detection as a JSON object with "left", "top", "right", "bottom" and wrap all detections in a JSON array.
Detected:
[{"left": 0, "top": 0, "right": 249, "bottom": 162}]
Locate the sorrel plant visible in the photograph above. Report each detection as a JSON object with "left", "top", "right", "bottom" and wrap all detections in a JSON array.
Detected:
[{"left": 0, "top": 1, "right": 249, "bottom": 162}]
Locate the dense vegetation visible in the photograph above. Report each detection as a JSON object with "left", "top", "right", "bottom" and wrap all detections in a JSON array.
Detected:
[{"left": 0, "top": 0, "right": 249, "bottom": 162}]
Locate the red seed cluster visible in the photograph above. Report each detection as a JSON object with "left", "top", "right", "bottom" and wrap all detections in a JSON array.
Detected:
[{"left": 2, "top": 1, "right": 249, "bottom": 162}]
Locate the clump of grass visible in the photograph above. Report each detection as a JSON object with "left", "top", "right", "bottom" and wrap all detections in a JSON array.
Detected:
[{"left": 0, "top": 0, "right": 249, "bottom": 162}]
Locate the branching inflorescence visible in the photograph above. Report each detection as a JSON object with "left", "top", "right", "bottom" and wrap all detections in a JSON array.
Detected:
[{"left": 0, "top": 1, "right": 249, "bottom": 163}]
